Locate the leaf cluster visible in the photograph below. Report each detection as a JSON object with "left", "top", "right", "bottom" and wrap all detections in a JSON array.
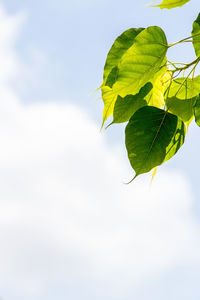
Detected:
[{"left": 99, "top": 0, "right": 200, "bottom": 180}]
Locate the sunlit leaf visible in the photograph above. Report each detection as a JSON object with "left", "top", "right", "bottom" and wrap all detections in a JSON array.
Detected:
[
  {"left": 125, "top": 106, "right": 185, "bottom": 178},
  {"left": 103, "top": 28, "right": 144, "bottom": 83},
  {"left": 112, "top": 83, "right": 152, "bottom": 124},
  {"left": 102, "top": 26, "right": 167, "bottom": 125},
  {"left": 164, "top": 119, "right": 185, "bottom": 162},
  {"left": 112, "top": 26, "right": 168, "bottom": 98},
  {"left": 101, "top": 28, "right": 145, "bottom": 126},
  {"left": 146, "top": 66, "right": 171, "bottom": 108},
  {"left": 151, "top": 167, "right": 158, "bottom": 183},
  {"left": 194, "top": 97, "right": 200, "bottom": 127},
  {"left": 105, "top": 66, "right": 119, "bottom": 88},
  {"left": 192, "top": 13, "right": 200, "bottom": 57},
  {"left": 151, "top": 0, "right": 190, "bottom": 9},
  {"left": 101, "top": 85, "right": 116, "bottom": 126},
  {"left": 165, "top": 77, "right": 200, "bottom": 123},
  {"left": 168, "top": 76, "right": 200, "bottom": 99},
  {"left": 165, "top": 96, "right": 196, "bottom": 123}
]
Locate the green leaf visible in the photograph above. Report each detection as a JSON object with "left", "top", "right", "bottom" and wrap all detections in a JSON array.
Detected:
[
  {"left": 151, "top": 0, "right": 190, "bottom": 9},
  {"left": 101, "top": 85, "right": 116, "bottom": 125},
  {"left": 145, "top": 67, "right": 171, "bottom": 108},
  {"left": 194, "top": 97, "right": 200, "bottom": 127},
  {"left": 112, "top": 26, "right": 168, "bottom": 98},
  {"left": 125, "top": 106, "right": 185, "bottom": 177},
  {"left": 165, "top": 77, "right": 200, "bottom": 123},
  {"left": 112, "top": 83, "right": 152, "bottom": 124},
  {"left": 164, "top": 120, "right": 185, "bottom": 162},
  {"left": 102, "top": 26, "right": 168, "bottom": 126},
  {"left": 168, "top": 76, "right": 200, "bottom": 99},
  {"left": 105, "top": 66, "right": 119, "bottom": 88},
  {"left": 103, "top": 28, "right": 144, "bottom": 83},
  {"left": 101, "top": 28, "right": 145, "bottom": 126},
  {"left": 165, "top": 97, "right": 196, "bottom": 123},
  {"left": 192, "top": 13, "right": 200, "bottom": 57}
]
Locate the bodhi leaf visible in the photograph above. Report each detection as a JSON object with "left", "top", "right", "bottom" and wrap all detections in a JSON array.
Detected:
[
  {"left": 164, "top": 120, "right": 185, "bottom": 162},
  {"left": 101, "top": 28, "right": 145, "bottom": 126},
  {"left": 194, "top": 97, "right": 200, "bottom": 127},
  {"left": 145, "top": 66, "right": 171, "bottom": 108},
  {"left": 105, "top": 66, "right": 119, "bottom": 88},
  {"left": 151, "top": 0, "right": 190, "bottom": 9},
  {"left": 166, "top": 77, "right": 200, "bottom": 123},
  {"left": 103, "top": 28, "right": 144, "bottom": 84},
  {"left": 101, "top": 26, "right": 168, "bottom": 126},
  {"left": 112, "top": 26, "right": 168, "bottom": 98},
  {"left": 125, "top": 106, "right": 185, "bottom": 178},
  {"left": 192, "top": 13, "right": 200, "bottom": 57},
  {"left": 168, "top": 76, "right": 200, "bottom": 99},
  {"left": 111, "top": 83, "right": 152, "bottom": 124},
  {"left": 101, "top": 85, "right": 115, "bottom": 126},
  {"left": 165, "top": 97, "right": 196, "bottom": 123}
]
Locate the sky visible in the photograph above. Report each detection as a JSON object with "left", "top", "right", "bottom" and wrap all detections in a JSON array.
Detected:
[{"left": 0, "top": 0, "right": 200, "bottom": 299}]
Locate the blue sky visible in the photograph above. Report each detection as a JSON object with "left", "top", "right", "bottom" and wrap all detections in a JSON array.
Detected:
[{"left": 0, "top": 0, "right": 200, "bottom": 299}]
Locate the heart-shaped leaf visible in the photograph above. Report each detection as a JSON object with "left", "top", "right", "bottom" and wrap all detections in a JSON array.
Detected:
[{"left": 125, "top": 106, "right": 185, "bottom": 178}]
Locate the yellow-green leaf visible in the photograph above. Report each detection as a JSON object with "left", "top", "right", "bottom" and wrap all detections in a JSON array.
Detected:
[
  {"left": 165, "top": 77, "right": 200, "bottom": 124},
  {"left": 112, "top": 83, "right": 152, "bottom": 124},
  {"left": 194, "top": 97, "right": 200, "bottom": 127},
  {"left": 165, "top": 96, "right": 196, "bottom": 123},
  {"left": 101, "top": 28, "right": 145, "bottom": 126},
  {"left": 151, "top": 0, "right": 190, "bottom": 9},
  {"left": 192, "top": 13, "right": 200, "bottom": 57},
  {"left": 101, "top": 86, "right": 116, "bottom": 126},
  {"left": 103, "top": 28, "right": 144, "bottom": 84},
  {"left": 168, "top": 76, "right": 200, "bottom": 99},
  {"left": 112, "top": 26, "right": 168, "bottom": 98},
  {"left": 146, "top": 67, "right": 171, "bottom": 108}
]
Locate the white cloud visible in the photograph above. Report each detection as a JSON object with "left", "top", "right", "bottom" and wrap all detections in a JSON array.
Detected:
[{"left": 0, "top": 3, "right": 200, "bottom": 299}]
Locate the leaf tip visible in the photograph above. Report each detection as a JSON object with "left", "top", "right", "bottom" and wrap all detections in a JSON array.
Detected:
[
  {"left": 150, "top": 167, "right": 157, "bottom": 184},
  {"left": 105, "top": 121, "right": 113, "bottom": 130},
  {"left": 124, "top": 174, "right": 138, "bottom": 185}
]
